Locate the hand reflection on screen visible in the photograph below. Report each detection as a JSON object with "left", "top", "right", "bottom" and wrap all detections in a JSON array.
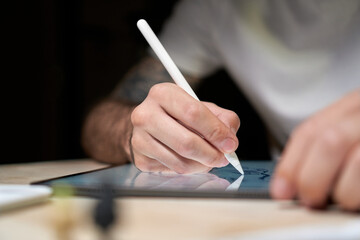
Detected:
[{"left": 132, "top": 171, "right": 231, "bottom": 191}]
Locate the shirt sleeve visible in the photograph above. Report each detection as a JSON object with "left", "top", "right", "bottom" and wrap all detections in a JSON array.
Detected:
[{"left": 151, "top": 0, "right": 223, "bottom": 79}]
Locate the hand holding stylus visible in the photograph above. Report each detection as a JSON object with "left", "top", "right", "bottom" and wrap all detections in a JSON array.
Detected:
[{"left": 129, "top": 20, "right": 242, "bottom": 174}]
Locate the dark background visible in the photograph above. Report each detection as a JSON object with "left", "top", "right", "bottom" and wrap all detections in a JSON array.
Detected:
[{"left": 4, "top": 0, "right": 269, "bottom": 164}]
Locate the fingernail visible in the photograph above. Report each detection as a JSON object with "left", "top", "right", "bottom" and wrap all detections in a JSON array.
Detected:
[
  {"left": 221, "top": 138, "right": 237, "bottom": 153},
  {"left": 271, "top": 177, "right": 294, "bottom": 199}
]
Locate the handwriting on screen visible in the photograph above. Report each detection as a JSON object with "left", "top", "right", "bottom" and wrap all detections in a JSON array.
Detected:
[
  {"left": 245, "top": 168, "right": 271, "bottom": 180},
  {"left": 209, "top": 161, "right": 275, "bottom": 191}
]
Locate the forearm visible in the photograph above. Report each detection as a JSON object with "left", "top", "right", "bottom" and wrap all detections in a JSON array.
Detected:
[{"left": 82, "top": 99, "right": 135, "bottom": 164}]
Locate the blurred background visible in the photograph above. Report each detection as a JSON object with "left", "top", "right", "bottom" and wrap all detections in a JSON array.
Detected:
[{"left": 4, "top": 0, "right": 269, "bottom": 164}]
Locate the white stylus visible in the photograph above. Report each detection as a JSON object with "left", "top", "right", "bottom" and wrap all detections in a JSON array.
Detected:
[{"left": 137, "top": 19, "right": 244, "bottom": 175}]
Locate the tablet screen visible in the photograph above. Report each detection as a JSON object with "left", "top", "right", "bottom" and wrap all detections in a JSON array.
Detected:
[{"left": 33, "top": 160, "right": 275, "bottom": 199}]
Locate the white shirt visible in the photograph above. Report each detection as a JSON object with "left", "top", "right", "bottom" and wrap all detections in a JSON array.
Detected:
[{"left": 157, "top": 0, "right": 360, "bottom": 146}]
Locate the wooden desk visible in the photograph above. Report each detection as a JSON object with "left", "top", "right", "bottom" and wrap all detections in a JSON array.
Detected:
[{"left": 0, "top": 159, "right": 358, "bottom": 240}]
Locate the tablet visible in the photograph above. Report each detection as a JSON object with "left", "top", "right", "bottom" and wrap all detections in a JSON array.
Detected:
[{"left": 32, "top": 160, "right": 275, "bottom": 199}]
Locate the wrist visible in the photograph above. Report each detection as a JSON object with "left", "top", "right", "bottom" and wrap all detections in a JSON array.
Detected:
[{"left": 82, "top": 100, "right": 136, "bottom": 164}]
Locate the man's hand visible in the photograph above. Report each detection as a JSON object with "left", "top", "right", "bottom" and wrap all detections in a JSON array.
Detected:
[
  {"left": 271, "top": 90, "right": 360, "bottom": 211},
  {"left": 82, "top": 56, "right": 201, "bottom": 165},
  {"left": 130, "top": 82, "right": 240, "bottom": 174}
]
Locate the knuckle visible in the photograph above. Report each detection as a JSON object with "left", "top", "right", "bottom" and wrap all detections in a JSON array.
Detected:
[
  {"left": 207, "top": 123, "right": 227, "bottom": 142},
  {"left": 184, "top": 103, "right": 202, "bottom": 123},
  {"left": 318, "top": 128, "right": 347, "bottom": 151},
  {"left": 177, "top": 135, "right": 198, "bottom": 157},
  {"left": 225, "top": 110, "right": 241, "bottom": 129},
  {"left": 148, "top": 83, "right": 169, "bottom": 100}
]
